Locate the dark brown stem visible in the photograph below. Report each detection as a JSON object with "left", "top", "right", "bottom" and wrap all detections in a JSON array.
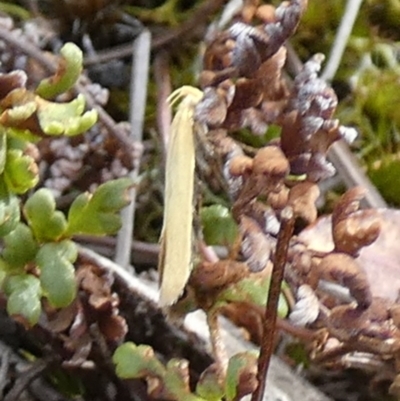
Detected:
[{"left": 251, "top": 206, "right": 295, "bottom": 401}]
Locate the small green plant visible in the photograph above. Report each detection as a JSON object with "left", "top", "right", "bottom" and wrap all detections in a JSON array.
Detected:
[
  {"left": 0, "top": 42, "right": 133, "bottom": 325},
  {"left": 113, "top": 342, "right": 258, "bottom": 401}
]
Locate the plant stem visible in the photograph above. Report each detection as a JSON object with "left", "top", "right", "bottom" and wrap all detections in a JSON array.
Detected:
[
  {"left": 114, "top": 29, "right": 151, "bottom": 268},
  {"left": 207, "top": 310, "right": 227, "bottom": 378},
  {"left": 251, "top": 206, "right": 295, "bottom": 401}
]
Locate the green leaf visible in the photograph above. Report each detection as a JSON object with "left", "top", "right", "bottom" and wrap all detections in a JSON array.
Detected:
[
  {"left": 2, "top": 223, "right": 38, "bottom": 271},
  {"left": 201, "top": 205, "right": 238, "bottom": 246},
  {"left": 0, "top": 179, "right": 20, "bottom": 237},
  {"left": 217, "top": 273, "right": 289, "bottom": 318},
  {"left": 24, "top": 188, "right": 67, "bottom": 242},
  {"left": 36, "top": 94, "right": 98, "bottom": 136},
  {"left": 66, "top": 178, "right": 133, "bottom": 236},
  {"left": 3, "top": 149, "right": 39, "bottom": 194},
  {"left": 164, "top": 359, "right": 205, "bottom": 401},
  {"left": 36, "top": 241, "right": 77, "bottom": 308},
  {"left": 3, "top": 274, "right": 41, "bottom": 326},
  {"left": 113, "top": 342, "right": 165, "bottom": 379},
  {"left": 225, "top": 352, "right": 258, "bottom": 401},
  {"left": 36, "top": 43, "right": 83, "bottom": 99},
  {"left": 196, "top": 366, "right": 224, "bottom": 401}
]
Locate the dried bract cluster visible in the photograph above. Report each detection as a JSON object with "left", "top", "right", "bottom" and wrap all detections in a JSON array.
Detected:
[
  {"left": 189, "top": 0, "right": 356, "bottom": 297},
  {"left": 181, "top": 1, "right": 400, "bottom": 393}
]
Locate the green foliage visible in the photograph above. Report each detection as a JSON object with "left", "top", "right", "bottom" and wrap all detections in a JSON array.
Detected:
[
  {"left": 66, "top": 178, "right": 134, "bottom": 236},
  {"left": 0, "top": 41, "right": 132, "bottom": 325},
  {"left": 36, "top": 43, "right": 83, "bottom": 99},
  {"left": 217, "top": 275, "right": 289, "bottom": 318},
  {"left": 0, "top": 177, "right": 133, "bottom": 323},
  {"left": 2, "top": 223, "right": 38, "bottom": 271},
  {"left": 113, "top": 342, "right": 165, "bottom": 379},
  {"left": 3, "top": 274, "right": 41, "bottom": 326},
  {"left": 201, "top": 205, "right": 238, "bottom": 246},
  {"left": 4, "top": 148, "right": 38, "bottom": 194},
  {"left": 37, "top": 94, "right": 98, "bottom": 136},
  {"left": 113, "top": 342, "right": 258, "bottom": 401},
  {"left": 24, "top": 188, "right": 68, "bottom": 242},
  {"left": 36, "top": 241, "right": 77, "bottom": 308}
]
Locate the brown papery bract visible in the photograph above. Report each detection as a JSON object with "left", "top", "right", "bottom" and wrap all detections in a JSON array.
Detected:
[
  {"left": 288, "top": 181, "right": 320, "bottom": 225},
  {"left": 317, "top": 253, "right": 372, "bottom": 310},
  {"left": 252, "top": 146, "right": 289, "bottom": 177}
]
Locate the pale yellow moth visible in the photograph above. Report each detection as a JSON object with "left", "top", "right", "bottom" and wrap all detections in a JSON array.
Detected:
[{"left": 159, "top": 86, "right": 204, "bottom": 306}]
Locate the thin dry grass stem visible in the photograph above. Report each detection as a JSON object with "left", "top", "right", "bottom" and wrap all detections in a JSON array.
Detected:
[
  {"left": 115, "top": 29, "right": 151, "bottom": 268},
  {"left": 321, "top": 0, "right": 364, "bottom": 82},
  {"left": 251, "top": 206, "right": 295, "bottom": 401}
]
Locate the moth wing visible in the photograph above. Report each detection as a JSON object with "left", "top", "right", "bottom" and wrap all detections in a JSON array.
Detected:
[{"left": 159, "top": 89, "right": 202, "bottom": 305}]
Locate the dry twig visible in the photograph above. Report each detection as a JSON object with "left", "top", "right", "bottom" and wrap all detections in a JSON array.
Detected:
[{"left": 115, "top": 29, "right": 151, "bottom": 268}]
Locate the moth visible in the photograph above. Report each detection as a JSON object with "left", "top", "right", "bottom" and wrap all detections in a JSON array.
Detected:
[{"left": 158, "top": 86, "right": 204, "bottom": 306}]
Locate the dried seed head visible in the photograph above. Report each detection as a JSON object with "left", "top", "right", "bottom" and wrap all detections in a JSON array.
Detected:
[
  {"left": 252, "top": 146, "right": 289, "bottom": 177},
  {"left": 332, "top": 186, "right": 366, "bottom": 225},
  {"left": 195, "top": 87, "right": 227, "bottom": 126},
  {"left": 229, "top": 154, "right": 253, "bottom": 176},
  {"left": 333, "top": 210, "right": 381, "bottom": 256},
  {"left": 318, "top": 253, "right": 372, "bottom": 310},
  {"left": 228, "top": 78, "right": 264, "bottom": 109},
  {"left": 268, "top": 186, "right": 289, "bottom": 210},
  {"left": 288, "top": 181, "right": 320, "bottom": 225}
]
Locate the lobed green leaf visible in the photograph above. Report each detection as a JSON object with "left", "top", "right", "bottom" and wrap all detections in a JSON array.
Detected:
[
  {"left": 3, "top": 274, "right": 41, "bottom": 326},
  {"left": 36, "top": 241, "right": 77, "bottom": 308},
  {"left": 66, "top": 178, "right": 133, "bottom": 236},
  {"left": 36, "top": 94, "right": 98, "bottom": 136},
  {"left": 3, "top": 149, "right": 39, "bottom": 194},
  {"left": 36, "top": 43, "right": 83, "bottom": 99},
  {"left": 24, "top": 188, "right": 67, "bottom": 242},
  {"left": 113, "top": 342, "right": 165, "bottom": 379},
  {"left": 2, "top": 223, "right": 38, "bottom": 271}
]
